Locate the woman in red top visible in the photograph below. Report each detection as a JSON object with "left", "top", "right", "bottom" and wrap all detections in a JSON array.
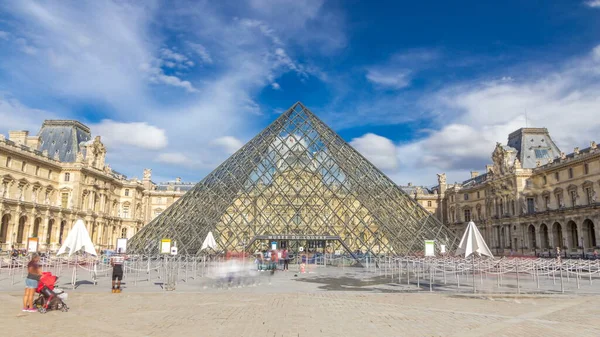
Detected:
[{"left": 23, "top": 254, "right": 42, "bottom": 312}]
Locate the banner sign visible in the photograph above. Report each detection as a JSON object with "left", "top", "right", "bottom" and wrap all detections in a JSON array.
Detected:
[
  {"left": 160, "top": 239, "right": 171, "bottom": 254},
  {"left": 116, "top": 238, "right": 127, "bottom": 254},
  {"left": 424, "top": 240, "right": 435, "bottom": 257},
  {"left": 27, "top": 237, "right": 38, "bottom": 253},
  {"left": 255, "top": 235, "right": 340, "bottom": 241}
]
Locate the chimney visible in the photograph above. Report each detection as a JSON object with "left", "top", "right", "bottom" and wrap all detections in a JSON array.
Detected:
[
  {"left": 8, "top": 130, "right": 29, "bottom": 145},
  {"left": 27, "top": 136, "right": 40, "bottom": 149},
  {"left": 574, "top": 147, "right": 580, "bottom": 155},
  {"left": 407, "top": 182, "right": 412, "bottom": 187},
  {"left": 176, "top": 177, "right": 182, "bottom": 184},
  {"left": 470, "top": 171, "right": 479, "bottom": 179}
]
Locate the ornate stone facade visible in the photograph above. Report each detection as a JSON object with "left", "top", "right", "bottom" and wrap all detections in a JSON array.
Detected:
[
  {"left": 440, "top": 128, "right": 600, "bottom": 257},
  {"left": 0, "top": 120, "right": 188, "bottom": 252}
]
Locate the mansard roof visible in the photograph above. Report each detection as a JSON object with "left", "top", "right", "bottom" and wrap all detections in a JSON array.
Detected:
[{"left": 37, "top": 120, "right": 92, "bottom": 162}]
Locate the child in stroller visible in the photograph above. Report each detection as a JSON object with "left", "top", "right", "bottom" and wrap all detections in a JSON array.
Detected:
[{"left": 34, "top": 272, "right": 69, "bottom": 313}]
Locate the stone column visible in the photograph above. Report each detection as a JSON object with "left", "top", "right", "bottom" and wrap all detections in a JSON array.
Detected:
[{"left": 7, "top": 210, "right": 17, "bottom": 247}]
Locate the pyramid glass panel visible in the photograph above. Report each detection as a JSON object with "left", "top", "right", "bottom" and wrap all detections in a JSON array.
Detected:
[{"left": 129, "top": 102, "right": 458, "bottom": 256}]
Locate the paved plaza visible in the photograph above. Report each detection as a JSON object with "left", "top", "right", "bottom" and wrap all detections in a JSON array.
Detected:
[{"left": 2, "top": 265, "right": 600, "bottom": 337}]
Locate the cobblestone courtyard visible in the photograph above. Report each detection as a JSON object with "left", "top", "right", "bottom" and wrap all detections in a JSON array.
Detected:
[{"left": 2, "top": 268, "right": 599, "bottom": 337}]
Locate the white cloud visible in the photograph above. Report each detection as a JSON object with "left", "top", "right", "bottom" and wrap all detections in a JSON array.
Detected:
[
  {"left": 585, "top": 0, "right": 600, "bottom": 8},
  {"left": 160, "top": 48, "right": 188, "bottom": 63},
  {"left": 366, "top": 69, "right": 411, "bottom": 89},
  {"left": 156, "top": 152, "right": 192, "bottom": 165},
  {"left": 93, "top": 120, "right": 168, "bottom": 150},
  {"left": 0, "top": 31, "right": 9, "bottom": 40},
  {"left": 187, "top": 42, "right": 213, "bottom": 64},
  {"left": 391, "top": 43, "right": 600, "bottom": 185},
  {"left": 365, "top": 49, "right": 439, "bottom": 90},
  {"left": 210, "top": 136, "right": 244, "bottom": 154},
  {"left": 350, "top": 133, "right": 398, "bottom": 170},
  {"left": 271, "top": 82, "right": 281, "bottom": 90},
  {"left": 0, "top": 95, "right": 55, "bottom": 134},
  {"left": 15, "top": 38, "right": 38, "bottom": 55},
  {"left": 0, "top": 0, "right": 344, "bottom": 181}
]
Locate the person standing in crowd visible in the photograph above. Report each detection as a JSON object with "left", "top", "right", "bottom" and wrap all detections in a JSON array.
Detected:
[
  {"left": 282, "top": 248, "right": 289, "bottom": 271},
  {"left": 23, "top": 254, "right": 42, "bottom": 312},
  {"left": 270, "top": 249, "right": 278, "bottom": 275},
  {"left": 110, "top": 251, "right": 125, "bottom": 293}
]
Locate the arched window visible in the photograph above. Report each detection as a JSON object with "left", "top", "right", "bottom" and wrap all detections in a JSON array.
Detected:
[
  {"left": 64, "top": 173, "right": 70, "bottom": 182},
  {"left": 464, "top": 209, "right": 471, "bottom": 222}
]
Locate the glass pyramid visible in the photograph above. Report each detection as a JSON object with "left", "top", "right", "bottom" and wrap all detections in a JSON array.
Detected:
[{"left": 129, "top": 102, "right": 457, "bottom": 256}]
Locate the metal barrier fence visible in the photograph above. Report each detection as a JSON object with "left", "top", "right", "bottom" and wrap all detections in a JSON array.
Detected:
[{"left": 2, "top": 254, "right": 600, "bottom": 294}]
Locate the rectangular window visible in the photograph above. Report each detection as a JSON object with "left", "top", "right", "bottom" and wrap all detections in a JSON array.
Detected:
[
  {"left": 464, "top": 209, "right": 471, "bottom": 222},
  {"left": 48, "top": 170, "right": 52, "bottom": 179},
  {"left": 35, "top": 166, "right": 40, "bottom": 176},
  {"left": 570, "top": 190, "right": 577, "bottom": 207},
  {"left": 534, "top": 149, "right": 551, "bottom": 159},
  {"left": 584, "top": 163, "right": 589, "bottom": 175},
  {"left": 125, "top": 189, "right": 130, "bottom": 197},
  {"left": 477, "top": 191, "right": 480, "bottom": 198},
  {"left": 527, "top": 198, "right": 535, "bottom": 214},
  {"left": 542, "top": 176, "right": 547, "bottom": 185},
  {"left": 545, "top": 196, "right": 550, "bottom": 210},
  {"left": 557, "top": 193, "right": 564, "bottom": 208},
  {"left": 464, "top": 193, "right": 469, "bottom": 201},
  {"left": 586, "top": 187, "right": 593, "bottom": 205},
  {"left": 21, "top": 161, "right": 26, "bottom": 172},
  {"left": 5, "top": 156, "right": 11, "bottom": 167},
  {"left": 61, "top": 193, "right": 68, "bottom": 208},
  {"left": 64, "top": 173, "right": 70, "bottom": 182},
  {"left": 568, "top": 168, "right": 573, "bottom": 179},
  {"left": 427, "top": 201, "right": 432, "bottom": 207},
  {"left": 555, "top": 172, "right": 559, "bottom": 182}
]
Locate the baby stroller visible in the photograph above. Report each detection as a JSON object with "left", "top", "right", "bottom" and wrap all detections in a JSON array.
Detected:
[{"left": 34, "top": 272, "right": 69, "bottom": 313}]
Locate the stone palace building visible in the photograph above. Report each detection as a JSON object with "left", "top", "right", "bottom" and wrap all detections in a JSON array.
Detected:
[
  {"left": 407, "top": 128, "right": 600, "bottom": 257},
  {"left": 3, "top": 120, "right": 597, "bottom": 257},
  {"left": 0, "top": 120, "right": 191, "bottom": 252}
]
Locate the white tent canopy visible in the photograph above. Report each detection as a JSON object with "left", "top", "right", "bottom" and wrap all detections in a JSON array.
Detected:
[
  {"left": 200, "top": 231, "right": 217, "bottom": 251},
  {"left": 57, "top": 219, "right": 97, "bottom": 256},
  {"left": 455, "top": 221, "right": 493, "bottom": 258}
]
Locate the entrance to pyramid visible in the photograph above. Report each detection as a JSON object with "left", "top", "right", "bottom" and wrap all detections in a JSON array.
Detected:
[{"left": 129, "top": 102, "right": 457, "bottom": 258}]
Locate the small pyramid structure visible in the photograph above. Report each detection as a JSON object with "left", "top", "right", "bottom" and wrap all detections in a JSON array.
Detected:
[{"left": 129, "top": 102, "right": 457, "bottom": 256}]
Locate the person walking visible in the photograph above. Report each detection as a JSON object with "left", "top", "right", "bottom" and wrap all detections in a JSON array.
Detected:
[
  {"left": 110, "top": 252, "right": 125, "bottom": 293},
  {"left": 23, "top": 254, "right": 42, "bottom": 312},
  {"left": 282, "top": 248, "right": 289, "bottom": 271}
]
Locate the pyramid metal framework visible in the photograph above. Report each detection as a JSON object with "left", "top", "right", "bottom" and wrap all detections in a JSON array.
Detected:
[{"left": 129, "top": 103, "right": 457, "bottom": 256}]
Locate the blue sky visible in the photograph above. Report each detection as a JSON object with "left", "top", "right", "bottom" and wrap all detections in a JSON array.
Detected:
[{"left": 1, "top": 0, "right": 600, "bottom": 186}]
